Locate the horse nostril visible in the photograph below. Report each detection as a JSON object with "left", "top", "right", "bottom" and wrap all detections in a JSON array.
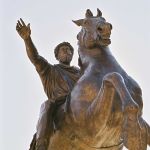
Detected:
[{"left": 97, "top": 27, "right": 103, "bottom": 32}]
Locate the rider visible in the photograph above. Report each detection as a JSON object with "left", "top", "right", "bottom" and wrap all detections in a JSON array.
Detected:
[{"left": 16, "top": 18, "right": 81, "bottom": 150}]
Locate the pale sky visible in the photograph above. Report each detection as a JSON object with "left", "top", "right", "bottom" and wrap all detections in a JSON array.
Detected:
[{"left": 1, "top": 0, "right": 150, "bottom": 150}]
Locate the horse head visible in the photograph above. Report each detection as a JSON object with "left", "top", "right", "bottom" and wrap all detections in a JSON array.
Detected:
[{"left": 73, "top": 9, "right": 112, "bottom": 48}]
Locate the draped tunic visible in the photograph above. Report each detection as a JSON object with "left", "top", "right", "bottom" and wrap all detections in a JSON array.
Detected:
[
  {"left": 36, "top": 59, "right": 80, "bottom": 101},
  {"left": 27, "top": 49, "right": 80, "bottom": 101}
]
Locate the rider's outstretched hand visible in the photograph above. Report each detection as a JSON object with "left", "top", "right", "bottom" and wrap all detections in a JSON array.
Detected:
[{"left": 16, "top": 18, "right": 31, "bottom": 40}]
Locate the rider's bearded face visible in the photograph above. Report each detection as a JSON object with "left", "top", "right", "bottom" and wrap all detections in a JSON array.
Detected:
[{"left": 57, "top": 45, "right": 73, "bottom": 65}]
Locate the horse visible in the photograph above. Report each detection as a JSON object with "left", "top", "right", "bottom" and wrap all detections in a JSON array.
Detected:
[{"left": 48, "top": 9, "right": 150, "bottom": 150}]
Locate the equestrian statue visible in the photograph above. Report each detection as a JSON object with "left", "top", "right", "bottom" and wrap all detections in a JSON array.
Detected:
[{"left": 17, "top": 9, "right": 150, "bottom": 150}]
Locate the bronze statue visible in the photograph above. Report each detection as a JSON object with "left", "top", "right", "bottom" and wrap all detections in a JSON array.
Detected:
[
  {"left": 16, "top": 8, "right": 150, "bottom": 150},
  {"left": 16, "top": 19, "right": 81, "bottom": 150}
]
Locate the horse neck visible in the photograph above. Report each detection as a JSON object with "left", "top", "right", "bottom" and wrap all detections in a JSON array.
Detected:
[{"left": 79, "top": 46, "right": 119, "bottom": 68}]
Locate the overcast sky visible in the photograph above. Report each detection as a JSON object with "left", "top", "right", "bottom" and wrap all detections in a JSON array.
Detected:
[{"left": 1, "top": 0, "right": 150, "bottom": 150}]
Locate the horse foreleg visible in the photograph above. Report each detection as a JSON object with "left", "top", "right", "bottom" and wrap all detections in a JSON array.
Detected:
[
  {"left": 104, "top": 73, "right": 147, "bottom": 150},
  {"left": 103, "top": 72, "right": 139, "bottom": 114},
  {"left": 104, "top": 72, "right": 150, "bottom": 150},
  {"left": 86, "top": 72, "right": 139, "bottom": 128},
  {"left": 86, "top": 76, "right": 116, "bottom": 131},
  {"left": 87, "top": 72, "right": 145, "bottom": 149}
]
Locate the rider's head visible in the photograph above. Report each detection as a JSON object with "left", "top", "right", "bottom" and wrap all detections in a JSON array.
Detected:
[{"left": 54, "top": 42, "right": 74, "bottom": 65}]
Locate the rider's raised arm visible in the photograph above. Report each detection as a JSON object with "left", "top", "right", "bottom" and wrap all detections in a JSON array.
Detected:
[
  {"left": 24, "top": 36, "right": 50, "bottom": 72},
  {"left": 16, "top": 18, "right": 51, "bottom": 72}
]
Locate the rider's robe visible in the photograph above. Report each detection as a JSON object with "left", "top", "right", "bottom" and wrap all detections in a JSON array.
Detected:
[{"left": 27, "top": 48, "right": 80, "bottom": 101}]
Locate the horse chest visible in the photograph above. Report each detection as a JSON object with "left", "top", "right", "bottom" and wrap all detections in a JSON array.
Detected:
[{"left": 72, "top": 75, "right": 102, "bottom": 102}]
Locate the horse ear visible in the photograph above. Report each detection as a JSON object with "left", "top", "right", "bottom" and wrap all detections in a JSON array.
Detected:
[
  {"left": 85, "top": 9, "right": 93, "bottom": 18},
  {"left": 97, "top": 8, "right": 102, "bottom": 17},
  {"left": 72, "top": 19, "right": 84, "bottom": 26}
]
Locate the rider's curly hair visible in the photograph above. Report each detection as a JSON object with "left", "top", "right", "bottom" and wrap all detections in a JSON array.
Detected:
[{"left": 54, "top": 42, "right": 74, "bottom": 59}]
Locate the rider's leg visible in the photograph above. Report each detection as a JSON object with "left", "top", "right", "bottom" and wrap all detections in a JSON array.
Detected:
[{"left": 36, "top": 100, "right": 56, "bottom": 150}]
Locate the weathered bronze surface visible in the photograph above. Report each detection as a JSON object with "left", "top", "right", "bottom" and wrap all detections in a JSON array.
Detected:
[{"left": 17, "top": 9, "right": 150, "bottom": 150}]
